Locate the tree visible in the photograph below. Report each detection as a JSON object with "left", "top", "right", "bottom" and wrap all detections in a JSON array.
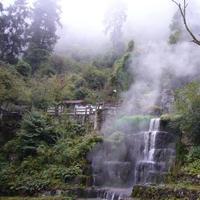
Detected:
[
  {"left": 171, "top": 81, "right": 200, "bottom": 145},
  {"left": 103, "top": 0, "right": 127, "bottom": 50},
  {"left": 16, "top": 60, "right": 31, "bottom": 77},
  {"left": 168, "top": 10, "right": 183, "bottom": 44},
  {"left": 0, "top": 0, "right": 29, "bottom": 64},
  {"left": 126, "top": 39, "right": 135, "bottom": 52},
  {"left": 47, "top": 55, "right": 67, "bottom": 74},
  {"left": 82, "top": 65, "right": 108, "bottom": 90},
  {"left": 107, "top": 52, "right": 134, "bottom": 92},
  {"left": 0, "top": 62, "right": 30, "bottom": 106},
  {"left": 172, "top": 0, "right": 200, "bottom": 46},
  {"left": 30, "top": 76, "right": 59, "bottom": 109},
  {"left": 24, "top": 0, "right": 62, "bottom": 71},
  {"left": 6, "top": 109, "right": 55, "bottom": 158}
]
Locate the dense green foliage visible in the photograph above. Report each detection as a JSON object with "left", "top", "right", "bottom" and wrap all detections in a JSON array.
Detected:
[
  {"left": 2, "top": 0, "right": 200, "bottom": 197},
  {"left": 0, "top": 63, "right": 31, "bottom": 105},
  {"left": 0, "top": 0, "right": 61, "bottom": 70},
  {"left": 159, "top": 82, "right": 200, "bottom": 192},
  {"left": 171, "top": 81, "right": 200, "bottom": 145},
  {"left": 5, "top": 110, "right": 55, "bottom": 158},
  {"left": 0, "top": 110, "right": 103, "bottom": 196},
  {"left": 107, "top": 52, "right": 134, "bottom": 92},
  {"left": 0, "top": 0, "right": 29, "bottom": 64},
  {"left": 16, "top": 60, "right": 32, "bottom": 77}
]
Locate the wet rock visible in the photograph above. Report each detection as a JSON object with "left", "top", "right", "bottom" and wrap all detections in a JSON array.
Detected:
[
  {"left": 93, "top": 174, "right": 104, "bottom": 186},
  {"left": 154, "top": 131, "right": 174, "bottom": 149},
  {"left": 103, "top": 161, "right": 131, "bottom": 185},
  {"left": 160, "top": 89, "right": 174, "bottom": 114}
]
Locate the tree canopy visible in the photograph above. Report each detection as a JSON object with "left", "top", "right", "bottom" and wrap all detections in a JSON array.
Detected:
[
  {"left": 0, "top": 0, "right": 29, "bottom": 64},
  {"left": 103, "top": 0, "right": 127, "bottom": 50}
]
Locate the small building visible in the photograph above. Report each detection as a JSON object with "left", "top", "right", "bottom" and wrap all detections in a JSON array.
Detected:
[
  {"left": 61, "top": 100, "right": 86, "bottom": 109},
  {"left": 58, "top": 100, "right": 87, "bottom": 114},
  {"left": 46, "top": 100, "right": 87, "bottom": 115}
]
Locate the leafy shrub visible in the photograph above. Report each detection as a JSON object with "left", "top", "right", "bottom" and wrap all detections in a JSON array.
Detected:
[
  {"left": 4, "top": 110, "right": 55, "bottom": 158},
  {"left": 16, "top": 60, "right": 31, "bottom": 77},
  {"left": 170, "top": 81, "right": 200, "bottom": 145},
  {"left": 107, "top": 131, "right": 125, "bottom": 143},
  {"left": 0, "top": 101, "right": 103, "bottom": 196},
  {"left": 181, "top": 159, "right": 200, "bottom": 175},
  {"left": 11, "top": 173, "right": 51, "bottom": 195},
  {"left": 107, "top": 52, "right": 134, "bottom": 92},
  {"left": 1, "top": 132, "right": 103, "bottom": 196},
  {"left": 54, "top": 134, "right": 103, "bottom": 166},
  {"left": 186, "top": 146, "right": 200, "bottom": 163}
]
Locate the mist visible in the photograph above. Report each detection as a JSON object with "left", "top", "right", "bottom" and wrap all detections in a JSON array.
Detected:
[
  {"left": 55, "top": 0, "right": 177, "bottom": 51},
  {"left": 88, "top": 0, "right": 200, "bottom": 188},
  {"left": 4, "top": 0, "right": 200, "bottom": 132},
  {"left": 4, "top": 0, "right": 200, "bottom": 51}
]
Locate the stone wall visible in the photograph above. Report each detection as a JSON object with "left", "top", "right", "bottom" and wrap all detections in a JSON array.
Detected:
[
  {"left": 166, "top": 173, "right": 200, "bottom": 186},
  {"left": 36, "top": 187, "right": 130, "bottom": 200},
  {"left": 131, "top": 184, "right": 200, "bottom": 199}
]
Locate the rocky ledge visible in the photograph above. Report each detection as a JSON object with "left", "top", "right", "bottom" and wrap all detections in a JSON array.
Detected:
[
  {"left": 131, "top": 184, "right": 200, "bottom": 200},
  {"left": 35, "top": 187, "right": 131, "bottom": 200}
]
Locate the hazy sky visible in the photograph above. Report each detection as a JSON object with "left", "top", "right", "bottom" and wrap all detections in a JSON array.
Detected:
[
  {"left": 2, "top": 0, "right": 200, "bottom": 44},
  {"left": 59, "top": 0, "right": 176, "bottom": 41},
  {"left": 2, "top": 0, "right": 176, "bottom": 29}
]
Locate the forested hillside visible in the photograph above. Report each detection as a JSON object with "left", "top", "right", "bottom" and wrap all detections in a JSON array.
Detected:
[
  {"left": 0, "top": 0, "right": 135, "bottom": 196},
  {"left": 1, "top": 0, "right": 200, "bottom": 198}
]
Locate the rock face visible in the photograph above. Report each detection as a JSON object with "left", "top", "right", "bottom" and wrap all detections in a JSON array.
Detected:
[
  {"left": 92, "top": 118, "right": 175, "bottom": 187},
  {"left": 103, "top": 162, "right": 132, "bottom": 184},
  {"left": 160, "top": 89, "right": 174, "bottom": 114}
]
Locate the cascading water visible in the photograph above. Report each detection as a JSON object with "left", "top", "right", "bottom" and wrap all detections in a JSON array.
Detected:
[
  {"left": 144, "top": 118, "right": 160, "bottom": 160},
  {"left": 91, "top": 117, "right": 175, "bottom": 192},
  {"left": 135, "top": 118, "right": 175, "bottom": 184}
]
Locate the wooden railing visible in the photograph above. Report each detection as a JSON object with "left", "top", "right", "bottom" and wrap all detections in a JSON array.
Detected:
[{"left": 0, "top": 100, "right": 123, "bottom": 118}]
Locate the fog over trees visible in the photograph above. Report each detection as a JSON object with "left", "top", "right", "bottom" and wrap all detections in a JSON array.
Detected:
[{"left": 1, "top": 0, "right": 200, "bottom": 198}]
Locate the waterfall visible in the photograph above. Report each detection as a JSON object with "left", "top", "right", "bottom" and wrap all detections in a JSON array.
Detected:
[
  {"left": 111, "top": 193, "right": 115, "bottom": 200},
  {"left": 135, "top": 118, "right": 175, "bottom": 184},
  {"left": 144, "top": 118, "right": 160, "bottom": 160},
  {"left": 149, "top": 118, "right": 160, "bottom": 131},
  {"left": 135, "top": 118, "right": 161, "bottom": 184},
  {"left": 91, "top": 117, "right": 175, "bottom": 188}
]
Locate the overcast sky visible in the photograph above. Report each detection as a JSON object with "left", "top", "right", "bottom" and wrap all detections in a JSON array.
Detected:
[
  {"left": 2, "top": 0, "right": 200, "bottom": 45},
  {"left": 59, "top": 0, "right": 176, "bottom": 41}
]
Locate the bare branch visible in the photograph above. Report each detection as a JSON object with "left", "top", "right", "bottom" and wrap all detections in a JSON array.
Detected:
[
  {"left": 172, "top": 0, "right": 179, "bottom": 6},
  {"left": 172, "top": 0, "right": 200, "bottom": 46}
]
